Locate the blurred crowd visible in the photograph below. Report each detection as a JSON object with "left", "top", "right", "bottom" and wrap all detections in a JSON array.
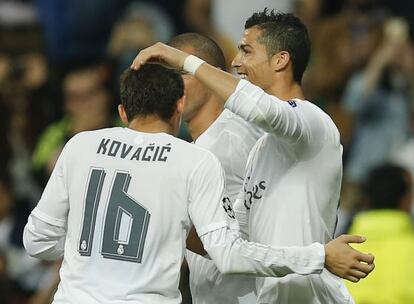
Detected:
[{"left": 0, "top": 0, "right": 413, "bottom": 303}]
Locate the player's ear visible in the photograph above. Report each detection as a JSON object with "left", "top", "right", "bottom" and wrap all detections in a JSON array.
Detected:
[
  {"left": 176, "top": 95, "right": 185, "bottom": 114},
  {"left": 118, "top": 104, "right": 129, "bottom": 125},
  {"left": 272, "top": 51, "right": 290, "bottom": 72}
]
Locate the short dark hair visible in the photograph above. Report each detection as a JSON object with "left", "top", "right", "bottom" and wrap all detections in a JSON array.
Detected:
[
  {"left": 169, "top": 33, "right": 226, "bottom": 70},
  {"left": 363, "top": 164, "right": 410, "bottom": 210},
  {"left": 120, "top": 65, "right": 184, "bottom": 121},
  {"left": 245, "top": 9, "right": 310, "bottom": 83}
]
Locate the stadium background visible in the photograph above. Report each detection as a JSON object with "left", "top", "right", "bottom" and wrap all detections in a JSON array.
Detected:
[{"left": 0, "top": 0, "right": 413, "bottom": 303}]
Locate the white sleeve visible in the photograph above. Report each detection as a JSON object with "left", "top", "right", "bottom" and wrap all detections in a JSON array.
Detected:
[
  {"left": 23, "top": 214, "right": 66, "bottom": 260},
  {"left": 188, "top": 152, "right": 325, "bottom": 276},
  {"left": 233, "top": 192, "right": 249, "bottom": 240},
  {"left": 23, "top": 140, "right": 71, "bottom": 259},
  {"left": 225, "top": 80, "right": 311, "bottom": 143},
  {"left": 200, "top": 226, "right": 325, "bottom": 276},
  {"left": 187, "top": 152, "right": 229, "bottom": 237}
]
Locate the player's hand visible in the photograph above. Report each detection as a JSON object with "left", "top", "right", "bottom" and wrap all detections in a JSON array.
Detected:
[
  {"left": 131, "top": 42, "right": 188, "bottom": 71},
  {"left": 324, "top": 234, "right": 375, "bottom": 282}
]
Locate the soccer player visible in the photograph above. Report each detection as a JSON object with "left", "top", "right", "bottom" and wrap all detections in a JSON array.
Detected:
[
  {"left": 170, "top": 33, "right": 262, "bottom": 303},
  {"left": 23, "top": 64, "right": 371, "bottom": 304},
  {"left": 131, "top": 9, "right": 372, "bottom": 304}
]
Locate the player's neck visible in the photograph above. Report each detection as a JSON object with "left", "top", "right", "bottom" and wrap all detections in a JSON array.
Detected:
[
  {"left": 267, "top": 77, "right": 305, "bottom": 101},
  {"left": 187, "top": 96, "right": 224, "bottom": 140},
  {"left": 128, "top": 115, "right": 174, "bottom": 135}
]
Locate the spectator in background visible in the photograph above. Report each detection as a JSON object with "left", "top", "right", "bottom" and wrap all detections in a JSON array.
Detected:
[
  {"left": 108, "top": 1, "right": 174, "bottom": 87},
  {"left": 346, "top": 164, "right": 414, "bottom": 304},
  {"left": 184, "top": 0, "right": 238, "bottom": 69},
  {"left": 334, "top": 18, "right": 414, "bottom": 235},
  {"left": 343, "top": 18, "right": 413, "bottom": 185},
  {"left": 0, "top": 51, "right": 57, "bottom": 205},
  {"left": 303, "top": 0, "right": 385, "bottom": 147},
  {"left": 32, "top": 64, "right": 117, "bottom": 182},
  {"left": 0, "top": 170, "right": 57, "bottom": 304},
  {"left": 36, "top": 0, "right": 123, "bottom": 68}
]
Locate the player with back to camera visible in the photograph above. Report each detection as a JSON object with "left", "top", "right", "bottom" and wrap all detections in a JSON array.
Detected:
[{"left": 132, "top": 9, "right": 375, "bottom": 304}]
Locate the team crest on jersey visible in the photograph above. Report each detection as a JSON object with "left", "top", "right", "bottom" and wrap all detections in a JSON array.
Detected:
[
  {"left": 222, "top": 197, "right": 235, "bottom": 219},
  {"left": 288, "top": 100, "right": 297, "bottom": 108}
]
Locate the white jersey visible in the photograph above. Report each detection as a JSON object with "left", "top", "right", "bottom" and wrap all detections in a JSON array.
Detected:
[
  {"left": 188, "top": 109, "right": 262, "bottom": 304},
  {"left": 194, "top": 109, "right": 263, "bottom": 202},
  {"left": 23, "top": 127, "right": 327, "bottom": 304},
  {"left": 227, "top": 80, "right": 354, "bottom": 304}
]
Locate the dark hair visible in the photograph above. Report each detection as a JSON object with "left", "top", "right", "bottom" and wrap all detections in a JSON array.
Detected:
[
  {"left": 363, "top": 164, "right": 409, "bottom": 209},
  {"left": 169, "top": 33, "right": 227, "bottom": 70},
  {"left": 120, "top": 64, "right": 184, "bottom": 121},
  {"left": 245, "top": 8, "right": 310, "bottom": 83}
]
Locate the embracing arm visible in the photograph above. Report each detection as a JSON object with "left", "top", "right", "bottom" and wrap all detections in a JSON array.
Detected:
[
  {"left": 131, "top": 43, "right": 239, "bottom": 104},
  {"left": 187, "top": 150, "right": 374, "bottom": 281}
]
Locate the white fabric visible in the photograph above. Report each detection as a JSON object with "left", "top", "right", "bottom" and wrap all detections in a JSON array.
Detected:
[
  {"left": 225, "top": 80, "right": 354, "bottom": 304},
  {"left": 183, "top": 55, "right": 205, "bottom": 75},
  {"left": 188, "top": 109, "right": 262, "bottom": 304},
  {"left": 23, "top": 127, "right": 325, "bottom": 304},
  {"left": 194, "top": 109, "right": 263, "bottom": 203}
]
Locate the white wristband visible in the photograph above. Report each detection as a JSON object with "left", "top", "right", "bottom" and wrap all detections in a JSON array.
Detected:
[{"left": 183, "top": 55, "right": 205, "bottom": 75}]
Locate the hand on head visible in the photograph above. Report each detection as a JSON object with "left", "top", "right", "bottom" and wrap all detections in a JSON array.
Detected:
[{"left": 131, "top": 42, "right": 189, "bottom": 71}]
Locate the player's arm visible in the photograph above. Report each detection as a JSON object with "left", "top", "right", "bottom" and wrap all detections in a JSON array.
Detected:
[
  {"left": 186, "top": 226, "right": 207, "bottom": 256},
  {"left": 188, "top": 153, "right": 375, "bottom": 281},
  {"left": 23, "top": 140, "right": 71, "bottom": 260},
  {"left": 131, "top": 43, "right": 309, "bottom": 140},
  {"left": 131, "top": 42, "right": 238, "bottom": 102},
  {"left": 232, "top": 195, "right": 249, "bottom": 240}
]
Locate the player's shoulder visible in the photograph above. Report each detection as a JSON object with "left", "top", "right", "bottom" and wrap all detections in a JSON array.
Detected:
[
  {"left": 62, "top": 127, "right": 123, "bottom": 153},
  {"left": 175, "top": 135, "right": 219, "bottom": 160},
  {"left": 69, "top": 127, "right": 120, "bottom": 141},
  {"left": 217, "top": 109, "right": 262, "bottom": 139},
  {"left": 294, "top": 99, "right": 338, "bottom": 125},
  {"left": 294, "top": 99, "right": 341, "bottom": 143}
]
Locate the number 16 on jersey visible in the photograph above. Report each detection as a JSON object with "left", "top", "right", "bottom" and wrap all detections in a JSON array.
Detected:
[{"left": 78, "top": 168, "right": 151, "bottom": 263}]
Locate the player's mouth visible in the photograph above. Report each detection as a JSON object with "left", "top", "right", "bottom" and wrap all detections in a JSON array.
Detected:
[{"left": 238, "top": 73, "right": 248, "bottom": 80}]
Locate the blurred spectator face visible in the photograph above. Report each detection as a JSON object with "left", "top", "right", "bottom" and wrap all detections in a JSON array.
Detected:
[
  {"left": 177, "top": 45, "right": 211, "bottom": 122},
  {"left": 19, "top": 53, "right": 47, "bottom": 89},
  {"left": 64, "top": 68, "right": 109, "bottom": 118},
  {"left": 232, "top": 27, "right": 274, "bottom": 91},
  {"left": 109, "top": 18, "right": 157, "bottom": 57}
]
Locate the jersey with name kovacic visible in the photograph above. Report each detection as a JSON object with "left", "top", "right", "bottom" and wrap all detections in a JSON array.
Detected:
[{"left": 29, "top": 127, "right": 230, "bottom": 304}]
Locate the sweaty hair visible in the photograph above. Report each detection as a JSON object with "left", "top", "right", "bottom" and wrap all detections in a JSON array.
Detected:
[
  {"left": 245, "top": 8, "right": 310, "bottom": 83},
  {"left": 363, "top": 164, "right": 410, "bottom": 210},
  {"left": 120, "top": 64, "right": 184, "bottom": 121},
  {"left": 169, "top": 33, "right": 226, "bottom": 70}
]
